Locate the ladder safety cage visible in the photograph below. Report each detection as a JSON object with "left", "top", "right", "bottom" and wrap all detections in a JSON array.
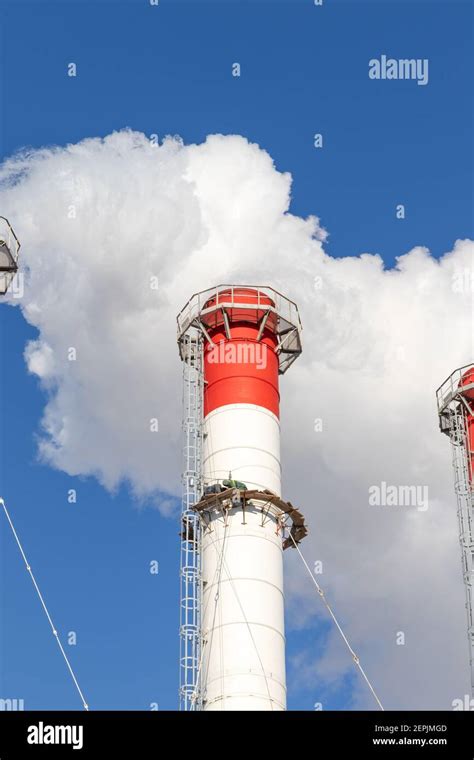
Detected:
[{"left": 178, "top": 329, "right": 204, "bottom": 711}]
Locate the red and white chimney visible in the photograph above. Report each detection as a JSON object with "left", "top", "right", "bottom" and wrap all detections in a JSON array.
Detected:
[
  {"left": 178, "top": 286, "right": 306, "bottom": 711},
  {"left": 437, "top": 364, "right": 474, "bottom": 694}
]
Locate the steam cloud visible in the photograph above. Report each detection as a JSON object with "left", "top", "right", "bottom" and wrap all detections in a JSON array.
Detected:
[{"left": 0, "top": 129, "right": 472, "bottom": 708}]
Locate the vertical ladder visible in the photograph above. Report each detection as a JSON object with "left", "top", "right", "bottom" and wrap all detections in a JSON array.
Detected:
[
  {"left": 446, "top": 405, "right": 474, "bottom": 693},
  {"left": 179, "top": 332, "right": 203, "bottom": 710}
]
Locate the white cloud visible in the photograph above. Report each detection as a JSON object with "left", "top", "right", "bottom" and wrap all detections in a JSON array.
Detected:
[{"left": 0, "top": 129, "right": 472, "bottom": 707}]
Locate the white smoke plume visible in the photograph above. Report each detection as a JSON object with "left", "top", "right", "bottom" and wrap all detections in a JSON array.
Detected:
[{"left": 0, "top": 130, "right": 472, "bottom": 708}]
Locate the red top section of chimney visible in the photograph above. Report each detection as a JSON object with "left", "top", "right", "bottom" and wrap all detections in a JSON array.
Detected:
[
  {"left": 202, "top": 288, "right": 280, "bottom": 418},
  {"left": 459, "top": 368, "right": 474, "bottom": 403},
  {"left": 459, "top": 368, "right": 474, "bottom": 486}
]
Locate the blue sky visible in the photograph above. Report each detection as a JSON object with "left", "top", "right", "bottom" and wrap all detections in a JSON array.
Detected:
[{"left": 0, "top": 0, "right": 472, "bottom": 711}]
